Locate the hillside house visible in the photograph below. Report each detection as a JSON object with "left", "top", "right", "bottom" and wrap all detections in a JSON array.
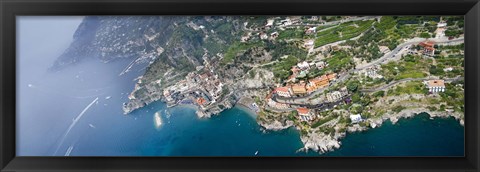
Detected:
[
  {"left": 275, "top": 87, "right": 292, "bottom": 97},
  {"left": 425, "top": 79, "right": 445, "bottom": 93},
  {"left": 297, "top": 107, "right": 314, "bottom": 121}
]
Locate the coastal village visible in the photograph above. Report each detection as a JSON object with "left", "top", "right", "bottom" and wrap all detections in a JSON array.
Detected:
[{"left": 123, "top": 16, "right": 464, "bottom": 153}]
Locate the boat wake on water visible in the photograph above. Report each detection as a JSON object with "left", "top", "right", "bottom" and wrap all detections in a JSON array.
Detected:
[
  {"left": 154, "top": 112, "right": 163, "bottom": 129},
  {"left": 53, "top": 97, "right": 99, "bottom": 155},
  {"left": 64, "top": 145, "right": 74, "bottom": 156}
]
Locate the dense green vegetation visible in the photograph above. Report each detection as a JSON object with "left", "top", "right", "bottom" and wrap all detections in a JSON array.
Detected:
[
  {"left": 245, "top": 16, "right": 268, "bottom": 29},
  {"left": 222, "top": 41, "right": 264, "bottom": 64},
  {"left": 380, "top": 55, "right": 429, "bottom": 81},
  {"left": 324, "top": 50, "right": 354, "bottom": 73},
  {"left": 420, "top": 32, "right": 432, "bottom": 38},
  {"left": 268, "top": 56, "right": 299, "bottom": 82},
  {"left": 277, "top": 28, "right": 305, "bottom": 40},
  {"left": 266, "top": 41, "right": 308, "bottom": 61},
  {"left": 393, "top": 16, "right": 440, "bottom": 25},
  {"left": 374, "top": 16, "right": 396, "bottom": 31},
  {"left": 338, "top": 17, "right": 398, "bottom": 62},
  {"left": 387, "top": 81, "right": 428, "bottom": 96},
  {"left": 439, "top": 81, "right": 464, "bottom": 113},
  {"left": 392, "top": 105, "right": 406, "bottom": 113},
  {"left": 372, "top": 90, "right": 385, "bottom": 97},
  {"left": 314, "top": 20, "right": 375, "bottom": 47},
  {"left": 312, "top": 114, "right": 338, "bottom": 128},
  {"left": 347, "top": 80, "right": 360, "bottom": 92}
]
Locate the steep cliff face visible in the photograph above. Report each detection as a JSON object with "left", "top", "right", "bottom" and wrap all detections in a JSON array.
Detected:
[
  {"left": 51, "top": 16, "right": 179, "bottom": 70},
  {"left": 51, "top": 16, "right": 100, "bottom": 70},
  {"left": 51, "top": 16, "right": 243, "bottom": 71},
  {"left": 120, "top": 16, "right": 249, "bottom": 113},
  {"left": 52, "top": 16, "right": 251, "bottom": 112},
  {"left": 52, "top": 16, "right": 303, "bottom": 114}
]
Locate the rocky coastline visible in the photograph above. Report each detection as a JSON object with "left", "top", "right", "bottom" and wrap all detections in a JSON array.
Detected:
[{"left": 257, "top": 106, "right": 464, "bottom": 154}]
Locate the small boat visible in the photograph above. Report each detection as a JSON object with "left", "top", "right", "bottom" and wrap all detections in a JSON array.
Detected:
[
  {"left": 254, "top": 151, "right": 259, "bottom": 155},
  {"left": 89, "top": 124, "right": 96, "bottom": 129},
  {"left": 105, "top": 96, "right": 112, "bottom": 100}
]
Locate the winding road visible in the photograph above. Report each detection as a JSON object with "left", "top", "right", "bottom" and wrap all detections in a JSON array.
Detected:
[
  {"left": 360, "top": 76, "right": 463, "bottom": 93},
  {"left": 272, "top": 37, "right": 464, "bottom": 105},
  {"left": 354, "top": 37, "right": 464, "bottom": 71}
]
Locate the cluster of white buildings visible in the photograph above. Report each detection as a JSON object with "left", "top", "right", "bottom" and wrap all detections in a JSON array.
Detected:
[
  {"left": 435, "top": 21, "right": 447, "bottom": 39},
  {"left": 303, "top": 40, "right": 315, "bottom": 49},
  {"left": 326, "top": 87, "right": 349, "bottom": 103},
  {"left": 163, "top": 79, "right": 195, "bottom": 102},
  {"left": 361, "top": 65, "right": 383, "bottom": 79},
  {"left": 162, "top": 64, "right": 225, "bottom": 108},
  {"left": 305, "top": 27, "right": 317, "bottom": 35},
  {"left": 297, "top": 61, "right": 310, "bottom": 70},
  {"left": 266, "top": 98, "right": 289, "bottom": 109},
  {"left": 349, "top": 114, "right": 363, "bottom": 123}
]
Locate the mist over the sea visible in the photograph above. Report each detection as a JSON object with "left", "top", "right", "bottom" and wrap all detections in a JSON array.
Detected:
[{"left": 16, "top": 16, "right": 147, "bottom": 155}]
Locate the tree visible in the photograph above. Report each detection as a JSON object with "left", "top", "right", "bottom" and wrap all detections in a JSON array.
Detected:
[
  {"left": 373, "top": 91, "right": 385, "bottom": 97},
  {"left": 429, "top": 65, "right": 443, "bottom": 76},
  {"left": 420, "top": 32, "right": 431, "bottom": 38},
  {"left": 403, "top": 54, "right": 416, "bottom": 62},
  {"left": 347, "top": 80, "right": 360, "bottom": 92},
  {"left": 352, "top": 92, "right": 361, "bottom": 103},
  {"left": 350, "top": 105, "right": 364, "bottom": 114}
]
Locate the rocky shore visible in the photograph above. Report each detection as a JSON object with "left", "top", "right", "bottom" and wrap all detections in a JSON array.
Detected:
[
  {"left": 196, "top": 98, "right": 236, "bottom": 118},
  {"left": 258, "top": 106, "right": 464, "bottom": 154},
  {"left": 369, "top": 107, "right": 464, "bottom": 128},
  {"left": 258, "top": 120, "right": 295, "bottom": 131},
  {"left": 298, "top": 132, "right": 343, "bottom": 154}
]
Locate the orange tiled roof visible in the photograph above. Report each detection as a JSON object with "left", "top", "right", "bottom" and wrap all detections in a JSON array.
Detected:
[
  {"left": 327, "top": 73, "right": 337, "bottom": 80},
  {"left": 317, "top": 80, "right": 329, "bottom": 87},
  {"left": 309, "top": 75, "right": 329, "bottom": 87},
  {"left": 197, "top": 98, "right": 207, "bottom": 105},
  {"left": 425, "top": 47, "right": 435, "bottom": 51},
  {"left": 419, "top": 41, "right": 435, "bottom": 47},
  {"left": 291, "top": 83, "right": 307, "bottom": 94},
  {"left": 297, "top": 107, "right": 310, "bottom": 114},
  {"left": 275, "top": 87, "right": 290, "bottom": 93},
  {"left": 427, "top": 80, "right": 445, "bottom": 87}
]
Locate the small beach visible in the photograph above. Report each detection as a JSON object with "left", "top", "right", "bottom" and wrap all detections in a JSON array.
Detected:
[{"left": 234, "top": 104, "right": 259, "bottom": 119}]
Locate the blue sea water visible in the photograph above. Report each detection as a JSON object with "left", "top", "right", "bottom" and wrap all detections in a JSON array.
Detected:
[
  {"left": 66, "top": 99, "right": 464, "bottom": 156},
  {"left": 324, "top": 113, "right": 464, "bottom": 156},
  {"left": 16, "top": 17, "right": 465, "bottom": 157}
]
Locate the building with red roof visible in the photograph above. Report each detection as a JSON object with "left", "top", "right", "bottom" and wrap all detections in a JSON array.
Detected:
[
  {"left": 418, "top": 41, "right": 436, "bottom": 56},
  {"left": 297, "top": 107, "right": 314, "bottom": 121},
  {"left": 275, "top": 87, "right": 291, "bottom": 97}
]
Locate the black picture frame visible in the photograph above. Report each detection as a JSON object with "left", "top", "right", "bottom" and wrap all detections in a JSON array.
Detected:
[{"left": 1, "top": 0, "right": 479, "bottom": 171}]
